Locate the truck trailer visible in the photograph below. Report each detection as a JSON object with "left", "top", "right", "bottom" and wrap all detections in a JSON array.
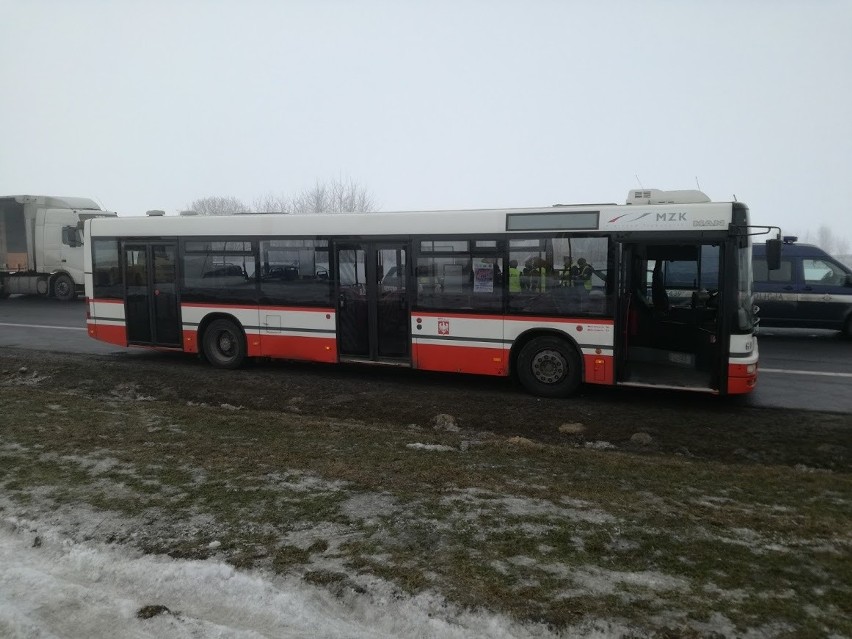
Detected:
[{"left": 0, "top": 195, "right": 117, "bottom": 300}]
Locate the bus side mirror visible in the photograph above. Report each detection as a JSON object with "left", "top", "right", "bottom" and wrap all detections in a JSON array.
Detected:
[{"left": 765, "top": 239, "right": 781, "bottom": 271}]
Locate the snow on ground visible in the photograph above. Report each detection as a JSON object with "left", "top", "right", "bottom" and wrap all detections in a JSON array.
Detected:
[{"left": 0, "top": 516, "right": 630, "bottom": 639}]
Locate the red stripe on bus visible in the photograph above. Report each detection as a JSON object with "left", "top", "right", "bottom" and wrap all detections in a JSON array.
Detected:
[
  {"left": 88, "top": 322, "right": 127, "bottom": 346},
  {"left": 182, "top": 330, "right": 199, "bottom": 354},
  {"left": 260, "top": 334, "right": 338, "bottom": 363},
  {"left": 727, "top": 363, "right": 757, "bottom": 394},
  {"left": 89, "top": 298, "right": 125, "bottom": 305},
  {"left": 583, "top": 353, "right": 613, "bottom": 385},
  {"left": 413, "top": 343, "right": 507, "bottom": 376},
  {"left": 413, "top": 311, "right": 613, "bottom": 325},
  {"left": 257, "top": 306, "right": 335, "bottom": 314},
  {"left": 183, "top": 328, "right": 337, "bottom": 362},
  {"left": 181, "top": 302, "right": 334, "bottom": 314}
]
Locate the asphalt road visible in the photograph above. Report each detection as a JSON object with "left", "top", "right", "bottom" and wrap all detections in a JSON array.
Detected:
[{"left": 1, "top": 296, "right": 850, "bottom": 412}]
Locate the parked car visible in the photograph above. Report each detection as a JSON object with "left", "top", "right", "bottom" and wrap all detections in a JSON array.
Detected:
[{"left": 753, "top": 239, "right": 852, "bottom": 337}]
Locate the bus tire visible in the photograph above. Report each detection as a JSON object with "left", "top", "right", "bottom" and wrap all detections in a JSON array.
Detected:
[
  {"left": 516, "top": 336, "right": 581, "bottom": 397},
  {"left": 202, "top": 319, "right": 246, "bottom": 369},
  {"left": 52, "top": 274, "right": 76, "bottom": 301}
]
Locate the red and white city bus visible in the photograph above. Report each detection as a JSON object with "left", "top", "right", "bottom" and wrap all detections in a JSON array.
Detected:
[{"left": 84, "top": 189, "right": 763, "bottom": 396}]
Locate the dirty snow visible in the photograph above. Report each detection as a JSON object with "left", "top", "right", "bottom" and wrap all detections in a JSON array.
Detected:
[{"left": 0, "top": 516, "right": 633, "bottom": 639}]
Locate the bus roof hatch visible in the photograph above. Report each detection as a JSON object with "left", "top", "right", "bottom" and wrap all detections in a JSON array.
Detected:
[{"left": 626, "top": 189, "right": 711, "bottom": 205}]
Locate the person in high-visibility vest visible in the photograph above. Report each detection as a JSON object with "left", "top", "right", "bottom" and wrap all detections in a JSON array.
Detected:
[
  {"left": 508, "top": 260, "right": 521, "bottom": 292},
  {"left": 577, "top": 257, "right": 594, "bottom": 291},
  {"left": 560, "top": 257, "right": 574, "bottom": 287}
]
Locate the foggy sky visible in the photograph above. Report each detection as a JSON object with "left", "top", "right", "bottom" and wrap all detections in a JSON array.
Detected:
[{"left": 2, "top": 1, "right": 851, "bottom": 246}]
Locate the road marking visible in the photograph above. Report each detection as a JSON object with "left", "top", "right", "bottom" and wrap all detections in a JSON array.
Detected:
[
  {"left": 761, "top": 367, "right": 852, "bottom": 379},
  {"left": 0, "top": 322, "right": 86, "bottom": 332}
]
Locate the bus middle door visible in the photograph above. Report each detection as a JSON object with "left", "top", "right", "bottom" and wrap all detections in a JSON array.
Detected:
[{"left": 335, "top": 241, "right": 410, "bottom": 363}]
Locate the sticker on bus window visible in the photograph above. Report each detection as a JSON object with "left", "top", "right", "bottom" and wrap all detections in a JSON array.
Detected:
[{"left": 473, "top": 260, "right": 495, "bottom": 293}]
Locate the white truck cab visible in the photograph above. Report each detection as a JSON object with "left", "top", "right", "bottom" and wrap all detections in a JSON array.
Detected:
[{"left": 0, "top": 195, "right": 117, "bottom": 300}]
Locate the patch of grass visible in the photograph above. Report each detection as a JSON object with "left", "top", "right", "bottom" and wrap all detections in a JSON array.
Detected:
[{"left": 0, "top": 376, "right": 850, "bottom": 636}]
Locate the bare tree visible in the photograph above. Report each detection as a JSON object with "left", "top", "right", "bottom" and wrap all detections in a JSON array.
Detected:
[
  {"left": 795, "top": 226, "right": 850, "bottom": 257},
  {"left": 186, "top": 196, "right": 250, "bottom": 216},
  {"left": 190, "top": 178, "right": 375, "bottom": 216},
  {"left": 816, "top": 225, "right": 835, "bottom": 254},
  {"left": 252, "top": 193, "right": 292, "bottom": 214},
  {"left": 290, "top": 177, "right": 376, "bottom": 214}
]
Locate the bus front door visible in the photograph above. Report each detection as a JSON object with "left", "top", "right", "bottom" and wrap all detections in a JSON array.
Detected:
[
  {"left": 123, "top": 242, "right": 181, "bottom": 348},
  {"left": 335, "top": 242, "right": 410, "bottom": 363}
]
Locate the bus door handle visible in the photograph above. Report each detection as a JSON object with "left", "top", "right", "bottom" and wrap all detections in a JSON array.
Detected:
[{"left": 783, "top": 285, "right": 794, "bottom": 291}]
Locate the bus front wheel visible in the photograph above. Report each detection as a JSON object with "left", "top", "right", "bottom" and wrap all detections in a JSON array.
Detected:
[
  {"left": 516, "top": 336, "right": 581, "bottom": 397},
  {"left": 202, "top": 319, "right": 246, "bottom": 369}
]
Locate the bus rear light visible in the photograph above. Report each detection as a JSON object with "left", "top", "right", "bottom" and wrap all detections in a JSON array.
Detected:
[{"left": 746, "top": 364, "right": 756, "bottom": 375}]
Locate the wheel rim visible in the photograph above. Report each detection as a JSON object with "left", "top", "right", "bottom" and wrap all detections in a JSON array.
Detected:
[
  {"left": 216, "top": 330, "right": 236, "bottom": 358},
  {"left": 531, "top": 349, "right": 567, "bottom": 384},
  {"left": 56, "top": 280, "right": 70, "bottom": 297}
]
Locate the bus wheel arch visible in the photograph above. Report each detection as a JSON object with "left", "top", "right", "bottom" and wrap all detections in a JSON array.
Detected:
[
  {"left": 199, "top": 315, "right": 247, "bottom": 369},
  {"left": 511, "top": 330, "right": 583, "bottom": 397},
  {"left": 51, "top": 272, "right": 77, "bottom": 301}
]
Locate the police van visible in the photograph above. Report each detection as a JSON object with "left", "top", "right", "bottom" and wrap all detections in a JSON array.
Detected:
[{"left": 753, "top": 238, "right": 852, "bottom": 337}]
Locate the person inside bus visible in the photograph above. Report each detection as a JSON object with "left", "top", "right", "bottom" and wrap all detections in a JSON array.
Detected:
[
  {"left": 522, "top": 258, "right": 536, "bottom": 291},
  {"left": 575, "top": 258, "right": 593, "bottom": 291},
  {"left": 508, "top": 260, "right": 521, "bottom": 292},
  {"left": 560, "top": 257, "right": 575, "bottom": 287},
  {"left": 529, "top": 257, "right": 548, "bottom": 292},
  {"left": 651, "top": 260, "right": 669, "bottom": 313}
]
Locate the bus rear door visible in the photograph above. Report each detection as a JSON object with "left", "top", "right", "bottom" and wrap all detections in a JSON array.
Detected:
[{"left": 123, "top": 241, "right": 182, "bottom": 347}]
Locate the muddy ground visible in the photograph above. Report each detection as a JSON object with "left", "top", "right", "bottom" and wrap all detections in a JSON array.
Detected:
[{"left": 2, "top": 347, "right": 848, "bottom": 470}]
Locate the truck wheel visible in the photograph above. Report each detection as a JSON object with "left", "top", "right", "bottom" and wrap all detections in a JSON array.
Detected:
[
  {"left": 843, "top": 315, "right": 852, "bottom": 340},
  {"left": 202, "top": 319, "right": 246, "bottom": 369},
  {"left": 53, "top": 274, "right": 76, "bottom": 301},
  {"left": 516, "top": 336, "right": 582, "bottom": 397}
]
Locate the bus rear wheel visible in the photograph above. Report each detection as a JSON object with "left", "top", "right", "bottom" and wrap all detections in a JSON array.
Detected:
[
  {"left": 202, "top": 319, "right": 246, "bottom": 369},
  {"left": 516, "top": 336, "right": 581, "bottom": 397}
]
